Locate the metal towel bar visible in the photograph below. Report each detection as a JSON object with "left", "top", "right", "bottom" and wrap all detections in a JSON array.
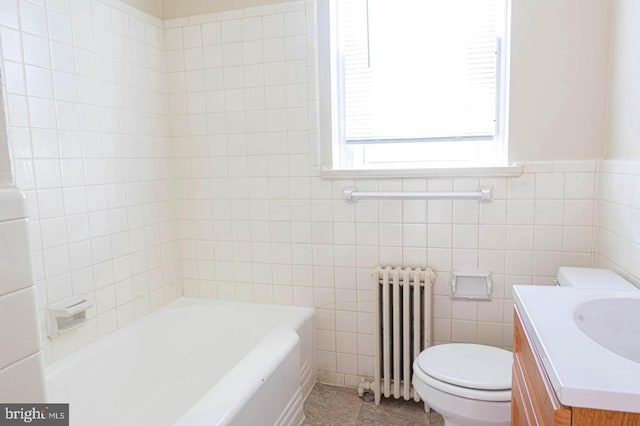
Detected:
[{"left": 343, "top": 186, "right": 492, "bottom": 202}]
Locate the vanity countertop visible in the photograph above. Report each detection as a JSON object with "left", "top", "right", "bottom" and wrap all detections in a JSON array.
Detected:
[{"left": 513, "top": 285, "right": 640, "bottom": 413}]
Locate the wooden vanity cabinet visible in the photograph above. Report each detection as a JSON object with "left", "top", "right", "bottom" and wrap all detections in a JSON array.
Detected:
[{"left": 512, "top": 307, "right": 640, "bottom": 426}]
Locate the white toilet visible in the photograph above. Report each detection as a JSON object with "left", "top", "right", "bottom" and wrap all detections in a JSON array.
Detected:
[
  {"left": 412, "top": 267, "right": 637, "bottom": 426},
  {"left": 413, "top": 343, "right": 513, "bottom": 426}
]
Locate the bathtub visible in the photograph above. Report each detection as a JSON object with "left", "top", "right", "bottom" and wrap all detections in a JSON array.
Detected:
[{"left": 45, "top": 298, "right": 315, "bottom": 425}]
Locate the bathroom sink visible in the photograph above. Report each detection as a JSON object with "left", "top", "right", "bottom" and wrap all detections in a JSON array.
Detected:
[
  {"left": 573, "top": 298, "right": 640, "bottom": 364},
  {"left": 514, "top": 286, "right": 640, "bottom": 412}
]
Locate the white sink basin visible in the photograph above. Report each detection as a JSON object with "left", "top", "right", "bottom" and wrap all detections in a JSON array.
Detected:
[
  {"left": 514, "top": 286, "right": 640, "bottom": 413},
  {"left": 574, "top": 298, "right": 640, "bottom": 364}
]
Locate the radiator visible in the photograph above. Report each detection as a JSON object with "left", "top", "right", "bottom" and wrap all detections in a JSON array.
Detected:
[{"left": 358, "top": 266, "right": 436, "bottom": 406}]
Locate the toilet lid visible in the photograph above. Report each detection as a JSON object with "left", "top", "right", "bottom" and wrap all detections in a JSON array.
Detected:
[{"left": 416, "top": 344, "right": 512, "bottom": 390}]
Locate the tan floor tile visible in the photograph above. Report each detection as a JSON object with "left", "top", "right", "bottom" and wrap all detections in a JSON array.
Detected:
[
  {"left": 303, "top": 383, "right": 362, "bottom": 425},
  {"left": 303, "top": 383, "right": 437, "bottom": 426},
  {"left": 429, "top": 411, "right": 444, "bottom": 426},
  {"left": 357, "top": 397, "right": 430, "bottom": 426}
]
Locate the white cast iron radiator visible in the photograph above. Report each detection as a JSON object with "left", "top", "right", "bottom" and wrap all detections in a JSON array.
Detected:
[{"left": 358, "top": 266, "right": 436, "bottom": 407}]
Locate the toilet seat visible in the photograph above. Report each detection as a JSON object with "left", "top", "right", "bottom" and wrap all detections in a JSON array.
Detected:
[
  {"left": 414, "top": 367, "right": 512, "bottom": 401},
  {"left": 414, "top": 343, "right": 513, "bottom": 402}
]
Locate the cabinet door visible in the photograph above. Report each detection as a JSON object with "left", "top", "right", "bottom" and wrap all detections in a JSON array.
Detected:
[
  {"left": 514, "top": 307, "right": 640, "bottom": 426},
  {"left": 512, "top": 362, "right": 535, "bottom": 426},
  {"left": 573, "top": 408, "right": 640, "bottom": 426},
  {"left": 514, "top": 308, "right": 572, "bottom": 426}
]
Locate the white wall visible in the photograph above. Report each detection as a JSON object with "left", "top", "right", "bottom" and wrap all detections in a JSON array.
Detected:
[
  {"left": 162, "top": 0, "right": 291, "bottom": 19},
  {"left": 0, "top": 0, "right": 615, "bottom": 384},
  {"left": 595, "top": 161, "right": 640, "bottom": 285},
  {"left": 0, "top": 191, "right": 45, "bottom": 402},
  {"left": 605, "top": 0, "right": 640, "bottom": 160},
  {"left": 161, "top": 0, "right": 613, "bottom": 161},
  {"left": 121, "top": 0, "right": 162, "bottom": 18},
  {"left": 508, "top": 0, "right": 611, "bottom": 162},
  {"left": 165, "top": 1, "right": 599, "bottom": 386},
  {"left": 0, "top": 0, "right": 161, "bottom": 188},
  {"left": 0, "top": 0, "right": 615, "bottom": 190},
  {"left": 0, "top": 80, "right": 13, "bottom": 184},
  {"left": 595, "top": 0, "right": 640, "bottom": 283},
  {"left": 0, "top": 0, "right": 181, "bottom": 363}
]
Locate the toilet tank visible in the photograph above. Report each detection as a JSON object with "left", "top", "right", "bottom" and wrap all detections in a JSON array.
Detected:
[{"left": 556, "top": 267, "right": 636, "bottom": 290}]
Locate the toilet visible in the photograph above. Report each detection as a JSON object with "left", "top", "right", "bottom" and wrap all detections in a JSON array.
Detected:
[
  {"left": 412, "top": 267, "right": 637, "bottom": 426},
  {"left": 413, "top": 343, "right": 512, "bottom": 426}
]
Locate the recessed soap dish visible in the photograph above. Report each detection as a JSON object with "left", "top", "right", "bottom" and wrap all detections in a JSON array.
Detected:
[
  {"left": 48, "top": 296, "right": 93, "bottom": 338},
  {"left": 451, "top": 271, "right": 493, "bottom": 300}
]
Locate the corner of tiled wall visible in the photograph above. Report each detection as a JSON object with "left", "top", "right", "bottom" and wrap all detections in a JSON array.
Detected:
[
  {"left": 0, "top": 188, "right": 46, "bottom": 402},
  {"left": 594, "top": 159, "right": 640, "bottom": 286},
  {"left": 0, "top": 0, "right": 613, "bottom": 388},
  {"left": 0, "top": 19, "right": 14, "bottom": 185},
  {"left": 159, "top": 0, "right": 602, "bottom": 387},
  {"left": 0, "top": 0, "right": 182, "bottom": 364}
]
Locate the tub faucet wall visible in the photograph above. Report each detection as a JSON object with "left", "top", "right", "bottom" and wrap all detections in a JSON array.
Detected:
[{"left": 0, "top": 0, "right": 182, "bottom": 364}]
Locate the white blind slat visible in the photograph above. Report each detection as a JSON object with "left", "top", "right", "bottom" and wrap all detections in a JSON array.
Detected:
[{"left": 339, "top": 0, "right": 500, "bottom": 143}]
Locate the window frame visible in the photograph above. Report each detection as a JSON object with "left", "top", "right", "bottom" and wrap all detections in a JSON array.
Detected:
[{"left": 317, "top": 0, "right": 518, "bottom": 177}]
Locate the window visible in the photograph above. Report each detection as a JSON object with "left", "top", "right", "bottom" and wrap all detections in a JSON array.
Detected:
[{"left": 326, "top": 0, "right": 509, "bottom": 170}]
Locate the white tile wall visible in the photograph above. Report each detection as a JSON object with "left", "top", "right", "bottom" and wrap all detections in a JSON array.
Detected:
[
  {"left": 0, "top": 218, "right": 33, "bottom": 295},
  {"left": 0, "top": 0, "right": 605, "bottom": 387},
  {"left": 0, "top": 0, "right": 181, "bottom": 363},
  {"left": 0, "top": 352, "right": 46, "bottom": 402},
  {"left": 0, "top": 287, "right": 41, "bottom": 370},
  {"left": 596, "top": 160, "right": 640, "bottom": 285},
  {"left": 0, "top": 188, "right": 45, "bottom": 401},
  {"left": 164, "top": 1, "right": 599, "bottom": 386},
  {"left": 0, "top": 83, "right": 14, "bottom": 185}
]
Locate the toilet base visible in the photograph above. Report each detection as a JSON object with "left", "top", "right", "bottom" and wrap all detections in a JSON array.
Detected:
[{"left": 414, "top": 379, "right": 510, "bottom": 426}]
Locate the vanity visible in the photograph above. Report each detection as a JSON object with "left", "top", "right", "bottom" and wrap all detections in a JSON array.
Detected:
[{"left": 512, "top": 285, "right": 640, "bottom": 426}]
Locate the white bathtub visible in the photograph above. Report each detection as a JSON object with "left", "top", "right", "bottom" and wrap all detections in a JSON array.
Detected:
[{"left": 45, "top": 298, "right": 315, "bottom": 425}]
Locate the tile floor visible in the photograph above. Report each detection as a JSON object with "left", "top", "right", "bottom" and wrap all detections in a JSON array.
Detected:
[{"left": 303, "top": 383, "right": 444, "bottom": 425}]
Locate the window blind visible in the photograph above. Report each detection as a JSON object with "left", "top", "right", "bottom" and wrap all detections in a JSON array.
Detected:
[{"left": 339, "top": 0, "right": 500, "bottom": 144}]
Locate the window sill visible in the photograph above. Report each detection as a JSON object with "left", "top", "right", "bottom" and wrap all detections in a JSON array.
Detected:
[{"left": 319, "top": 165, "right": 523, "bottom": 179}]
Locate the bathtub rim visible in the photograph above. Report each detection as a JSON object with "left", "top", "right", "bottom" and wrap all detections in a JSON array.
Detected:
[
  {"left": 45, "top": 297, "right": 314, "bottom": 379},
  {"left": 44, "top": 297, "right": 316, "bottom": 425}
]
